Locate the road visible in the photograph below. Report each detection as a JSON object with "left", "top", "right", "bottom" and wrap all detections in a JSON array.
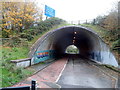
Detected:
[
  {"left": 57, "top": 58, "right": 117, "bottom": 88},
  {"left": 12, "top": 57, "right": 118, "bottom": 88}
]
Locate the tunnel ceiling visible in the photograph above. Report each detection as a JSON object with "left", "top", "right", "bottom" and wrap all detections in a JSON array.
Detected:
[{"left": 29, "top": 26, "right": 118, "bottom": 67}]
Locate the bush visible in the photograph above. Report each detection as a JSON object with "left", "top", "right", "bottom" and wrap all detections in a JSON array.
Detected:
[
  {"left": 37, "top": 17, "right": 65, "bottom": 32},
  {"left": 112, "top": 39, "right": 120, "bottom": 54},
  {"left": 2, "top": 36, "right": 21, "bottom": 47},
  {"left": 19, "top": 33, "right": 34, "bottom": 41}
]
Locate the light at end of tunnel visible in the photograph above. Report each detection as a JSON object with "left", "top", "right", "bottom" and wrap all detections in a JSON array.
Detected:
[
  {"left": 73, "top": 40, "right": 75, "bottom": 44},
  {"left": 73, "top": 40, "right": 75, "bottom": 42},
  {"left": 74, "top": 32, "right": 77, "bottom": 34}
]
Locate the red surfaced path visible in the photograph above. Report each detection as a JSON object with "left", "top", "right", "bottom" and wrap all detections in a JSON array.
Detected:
[{"left": 12, "top": 58, "right": 68, "bottom": 88}]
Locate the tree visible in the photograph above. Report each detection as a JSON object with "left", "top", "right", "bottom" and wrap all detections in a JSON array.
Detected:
[
  {"left": 102, "top": 1, "right": 118, "bottom": 31},
  {"left": 94, "top": 1, "right": 119, "bottom": 31},
  {"left": 103, "top": 11, "right": 118, "bottom": 30},
  {"left": 1, "top": 1, "right": 43, "bottom": 38},
  {"left": 94, "top": 15, "right": 106, "bottom": 27}
]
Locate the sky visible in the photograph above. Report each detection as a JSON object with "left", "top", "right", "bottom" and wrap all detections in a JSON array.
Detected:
[{"left": 36, "top": 0, "right": 118, "bottom": 22}]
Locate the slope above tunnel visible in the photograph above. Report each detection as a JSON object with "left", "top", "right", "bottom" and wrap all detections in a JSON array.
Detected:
[{"left": 29, "top": 25, "right": 118, "bottom": 67}]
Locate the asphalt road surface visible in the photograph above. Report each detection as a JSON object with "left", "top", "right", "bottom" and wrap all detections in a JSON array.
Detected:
[
  {"left": 57, "top": 58, "right": 117, "bottom": 88},
  {"left": 11, "top": 57, "right": 118, "bottom": 89}
]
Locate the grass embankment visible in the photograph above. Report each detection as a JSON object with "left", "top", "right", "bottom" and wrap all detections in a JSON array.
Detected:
[
  {"left": 1, "top": 20, "right": 68, "bottom": 87},
  {"left": 81, "top": 24, "right": 107, "bottom": 39},
  {"left": 1, "top": 47, "right": 33, "bottom": 87},
  {"left": 81, "top": 24, "right": 120, "bottom": 65}
]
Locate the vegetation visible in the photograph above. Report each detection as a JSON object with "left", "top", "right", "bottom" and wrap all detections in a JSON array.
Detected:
[
  {"left": 66, "top": 45, "right": 79, "bottom": 54},
  {"left": 2, "top": 63, "right": 33, "bottom": 87},
  {"left": 2, "top": 47, "right": 29, "bottom": 60},
  {"left": 2, "top": 17, "right": 65, "bottom": 47},
  {"left": 1, "top": 1, "right": 42, "bottom": 38},
  {"left": 1, "top": 16, "right": 66, "bottom": 87},
  {"left": 1, "top": 47, "right": 32, "bottom": 87},
  {"left": 1, "top": 1, "right": 66, "bottom": 87},
  {"left": 1, "top": 0, "right": 119, "bottom": 88}
]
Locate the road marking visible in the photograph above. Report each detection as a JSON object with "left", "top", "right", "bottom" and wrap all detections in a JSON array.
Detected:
[{"left": 55, "top": 58, "right": 68, "bottom": 83}]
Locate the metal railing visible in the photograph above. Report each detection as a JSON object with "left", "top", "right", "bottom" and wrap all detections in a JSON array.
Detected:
[{"left": 1, "top": 80, "right": 36, "bottom": 90}]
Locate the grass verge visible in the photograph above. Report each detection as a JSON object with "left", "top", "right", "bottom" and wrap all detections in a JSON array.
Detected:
[{"left": 1, "top": 46, "right": 34, "bottom": 87}]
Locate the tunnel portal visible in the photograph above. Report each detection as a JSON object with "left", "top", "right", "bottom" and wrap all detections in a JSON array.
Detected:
[{"left": 29, "top": 26, "right": 118, "bottom": 67}]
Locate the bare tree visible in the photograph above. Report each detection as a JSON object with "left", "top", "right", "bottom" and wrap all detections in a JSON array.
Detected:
[{"left": 103, "top": 1, "right": 118, "bottom": 31}]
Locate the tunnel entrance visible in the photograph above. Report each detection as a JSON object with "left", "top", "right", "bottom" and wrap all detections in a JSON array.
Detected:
[
  {"left": 29, "top": 26, "right": 118, "bottom": 67},
  {"left": 65, "top": 45, "right": 79, "bottom": 54}
]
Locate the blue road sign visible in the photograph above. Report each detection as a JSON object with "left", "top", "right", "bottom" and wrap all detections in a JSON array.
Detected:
[{"left": 45, "top": 5, "right": 55, "bottom": 17}]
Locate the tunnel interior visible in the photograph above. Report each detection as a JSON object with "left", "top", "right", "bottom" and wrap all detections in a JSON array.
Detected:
[
  {"left": 32, "top": 26, "right": 118, "bottom": 67},
  {"left": 51, "top": 26, "right": 99, "bottom": 59}
]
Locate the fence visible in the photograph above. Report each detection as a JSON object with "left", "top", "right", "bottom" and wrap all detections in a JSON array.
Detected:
[
  {"left": 1, "top": 80, "right": 36, "bottom": 90},
  {"left": 67, "top": 19, "right": 94, "bottom": 25}
]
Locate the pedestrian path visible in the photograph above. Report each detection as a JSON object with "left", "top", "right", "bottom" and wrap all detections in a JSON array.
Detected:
[{"left": 12, "top": 58, "right": 68, "bottom": 88}]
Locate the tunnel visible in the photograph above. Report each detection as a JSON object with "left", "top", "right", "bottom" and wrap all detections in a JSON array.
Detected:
[{"left": 29, "top": 26, "right": 118, "bottom": 67}]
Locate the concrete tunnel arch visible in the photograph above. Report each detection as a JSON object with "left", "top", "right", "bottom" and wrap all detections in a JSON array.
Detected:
[{"left": 29, "top": 26, "right": 118, "bottom": 67}]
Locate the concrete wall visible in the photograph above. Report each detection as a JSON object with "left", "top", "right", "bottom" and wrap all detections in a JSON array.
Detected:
[
  {"left": 11, "top": 58, "right": 32, "bottom": 68},
  {"left": 29, "top": 26, "right": 118, "bottom": 67}
]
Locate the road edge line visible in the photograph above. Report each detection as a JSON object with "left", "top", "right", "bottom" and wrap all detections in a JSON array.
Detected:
[{"left": 55, "top": 58, "right": 68, "bottom": 83}]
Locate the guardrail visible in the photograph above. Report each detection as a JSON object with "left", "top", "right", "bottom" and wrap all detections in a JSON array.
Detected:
[{"left": 1, "top": 80, "right": 36, "bottom": 90}]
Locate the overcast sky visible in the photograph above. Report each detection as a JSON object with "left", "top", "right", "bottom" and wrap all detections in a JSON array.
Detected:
[{"left": 37, "top": 0, "right": 118, "bottom": 21}]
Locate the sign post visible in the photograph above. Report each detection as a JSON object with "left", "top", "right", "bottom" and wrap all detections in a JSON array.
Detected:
[{"left": 44, "top": 5, "right": 55, "bottom": 19}]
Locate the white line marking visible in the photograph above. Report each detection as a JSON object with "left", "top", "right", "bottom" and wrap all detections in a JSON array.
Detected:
[{"left": 55, "top": 59, "right": 68, "bottom": 83}]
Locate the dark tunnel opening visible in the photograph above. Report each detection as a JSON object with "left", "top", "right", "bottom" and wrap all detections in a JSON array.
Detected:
[{"left": 52, "top": 27, "right": 95, "bottom": 59}]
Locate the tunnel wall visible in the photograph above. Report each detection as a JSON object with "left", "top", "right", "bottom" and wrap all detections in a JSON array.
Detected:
[{"left": 29, "top": 26, "right": 118, "bottom": 67}]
